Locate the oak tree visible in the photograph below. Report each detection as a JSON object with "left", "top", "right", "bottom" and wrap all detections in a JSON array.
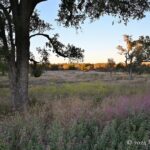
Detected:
[
  {"left": 0, "top": 0, "right": 149, "bottom": 110},
  {"left": 117, "top": 35, "right": 150, "bottom": 79},
  {"left": 0, "top": 0, "right": 84, "bottom": 111}
]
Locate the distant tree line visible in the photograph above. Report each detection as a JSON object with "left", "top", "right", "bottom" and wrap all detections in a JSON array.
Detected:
[
  {"left": 28, "top": 62, "right": 150, "bottom": 74},
  {"left": 1, "top": 59, "right": 150, "bottom": 78}
]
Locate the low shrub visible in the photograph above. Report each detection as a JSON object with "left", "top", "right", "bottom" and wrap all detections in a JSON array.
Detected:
[
  {"left": 0, "top": 113, "right": 150, "bottom": 150},
  {"left": 97, "top": 114, "right": 150, "bottom": 150},
  {"left": 31, "top": 67, "right": 43, "bottom": 77}
]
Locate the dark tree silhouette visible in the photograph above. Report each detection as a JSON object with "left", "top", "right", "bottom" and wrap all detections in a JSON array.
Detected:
[
  {"left": 0, "top": 0, "right": 84, "bottom": 111},
  {"left": 58, "top": 0, "right": 150, "bottom": 28},
  {"left": 0, "top": 0, "right": 149, "bottom": 111}
]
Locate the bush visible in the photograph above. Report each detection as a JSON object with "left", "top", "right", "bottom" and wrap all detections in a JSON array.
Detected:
[
  {"left": 68, "top": 64, "right": 77, "bottom": 70},
  {"left": 0, "top": 113, "right": 150, "bottom": 150},
  {"left": 31, "top": 67, "right": 43, "bottom": 77},
  {"left": 0, "top": 139, "right": 8, "bottom": 150},
  {"left": 116, "top": 63, "right": 125, "bottom": 72},
  {"left": 50, "top": 64, "right": 59, "bottom": 70},
  {"left": 97, "top": 114, "right": 150, "bottom": 150}
]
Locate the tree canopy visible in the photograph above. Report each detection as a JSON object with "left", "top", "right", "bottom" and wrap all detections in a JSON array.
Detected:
[
  {"left": 117, "top": 35, "right": 150, "bottom": 79},
  {"left": 0, "top": 2, "right": 84, "bottom": 64},
  {"left": 58, "top": 0, "right": 150, "bottom": 28},
  {"left": 117, "top": 35, "right": 150, "bottom": 65}
]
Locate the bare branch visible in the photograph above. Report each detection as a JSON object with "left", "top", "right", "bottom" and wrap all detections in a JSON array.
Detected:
[
  {"left": 30, "top": 33, "right": 68, "bottom": 57},
  {"left": 30, "top": 33, "right": 84, "bottom": 61}
]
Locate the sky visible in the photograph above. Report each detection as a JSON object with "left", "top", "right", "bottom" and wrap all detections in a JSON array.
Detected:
[{"left": 30, "top": 0, "right": 150, "bottom": 64}]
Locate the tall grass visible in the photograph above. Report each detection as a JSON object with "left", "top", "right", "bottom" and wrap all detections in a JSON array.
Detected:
[
  {"left": 0, "top": 72, "right": 150, "bottom": 149},
  {"left": 101, "top": 93, "right": 150, "bottom": 121},
  {"left": 0, "top": 108, "right": 150, "bottom": 150}
]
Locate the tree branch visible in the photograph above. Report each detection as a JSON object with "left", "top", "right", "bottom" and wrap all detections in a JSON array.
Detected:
[
  {"left": 30, "top": 33, "right": 68, "bottom": 58},
  {"left": 30, "top": 33, "right": 50, "bottom": 40},
  {"left": 0, "top": 3, "right": 15, "bottom": 56},
  {"left": 30, "top": 0, "right": 47, "bottom": 10},
  {"left": 33, "top": 0, "right": 47, "bottom": 3},
  {"left": 29, "top": 58, "right": 39, "bottom": 64}
]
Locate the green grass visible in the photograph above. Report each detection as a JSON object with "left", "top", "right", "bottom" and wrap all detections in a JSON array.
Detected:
[
  {"left": 29, "top": 81, "right": 150, "bottom": 103},
  {"left": 1, "top": 79, "right": 150, "bottom": 116}
]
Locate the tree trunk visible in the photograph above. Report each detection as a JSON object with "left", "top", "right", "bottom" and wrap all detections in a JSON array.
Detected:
[
  {"left": 129, "top": 58, "right": 133, "bottom": 80},
  {"left": 129, "top": 68, "right": 132, "bottom": 80},
  {"left": 8, "top": 23, "right": 30, "bottom": 111},
  {"left": 8, "top": 47, "right": 29, "bottom": 111},
  {"left": 8, "top": 0, "right": 42, "bottom": 111},
  {"left": 128, "top": 64, "right": 133, "bottom": 80}
]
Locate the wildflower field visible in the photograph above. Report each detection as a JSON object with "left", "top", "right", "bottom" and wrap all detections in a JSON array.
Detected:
[{"left": 0, "top": 71, "right": 150, "bottom": 150}]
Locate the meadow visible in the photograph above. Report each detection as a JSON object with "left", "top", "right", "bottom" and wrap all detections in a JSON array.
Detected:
[{"left": 0, "top": 70, "right": 150, "bottom": 150}]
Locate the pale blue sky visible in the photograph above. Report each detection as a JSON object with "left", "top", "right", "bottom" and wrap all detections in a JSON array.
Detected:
[{"left": 30, "top": 0, "right": 150, "bottom": 63}]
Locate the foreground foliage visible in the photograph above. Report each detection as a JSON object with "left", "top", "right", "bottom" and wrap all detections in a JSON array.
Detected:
[
  {"left": 0, "top": 113, "right": 150, "bottom": 150},
  {"left": 0, "top": 72, "right": 150, "bottom": 149}
]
